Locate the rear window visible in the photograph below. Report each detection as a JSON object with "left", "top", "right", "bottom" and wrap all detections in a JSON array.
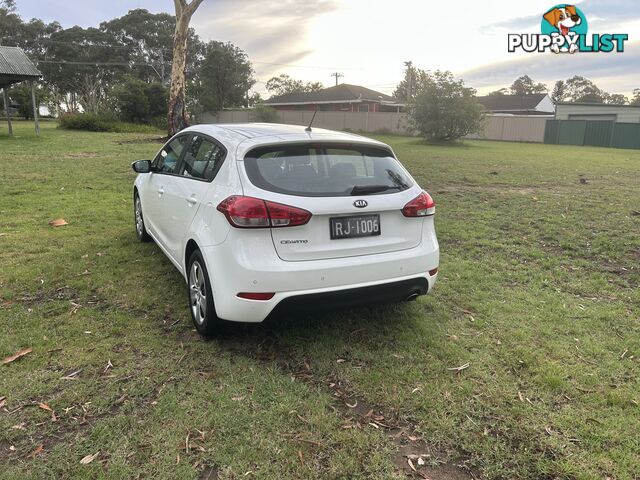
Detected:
[{"left": 244, "top": 143, "right": 413, "bottom": 197}]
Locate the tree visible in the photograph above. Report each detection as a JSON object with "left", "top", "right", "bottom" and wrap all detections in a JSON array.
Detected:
[
  {"left": 7, "top": 82, "right": 49, "bottom": 119},
  {"left": 0, "top": 0, "right": 15, "bottom": 12},
  {"left": 510, "top": 75, "right": 547, "bottom": 95},
  {"left": 487, "top": 88, "right": 509, "bottom": 96},
  {"left": 111, "top": 75, "right": 167, "bottom": 123},
  {"left": 603, "top": 93, "right": 628, "bottom": 105},
  {"left": 393, "top": 61, "right": 417, "bottom": 102},
  {"left": 265, "top": 74, "right": 323, "bottom": 97},
  {"left": 100, "top": 9, "right": 203, "bottom": 85},
  {"left": 192, "top": 41, "right": 254, "bottom": 114},
  {"left": 167, "top": 0, "right": 205, "bottom": 137},
  {"left": 407, "top": 70, "right": 484, "bottom": 142},
  {"left": 37, "top": 26, "right": 128, "bottom": 113},
  {"left": 393, "top": 61, "right": 432, "bottom": 102},
  {"left": 551, "top": 80, "right": 567, "bottom": 105},
  {"left": 145, "top": 82, "right": 168, "bottom": 119},
  {"left": 631, "top": 89, "right": 640, "bottom": 106},
  {"left": 250, "top": 104, "right": 279, "bottom": 123},
  {"left": 564, "top": 75, "right": 606, "bottom": 103},
  {"left": 247, "top": 92, "right": 262, "bottom": 106},
  {"left": 112, "top": 77, "right": 150, "bottom": 122}
]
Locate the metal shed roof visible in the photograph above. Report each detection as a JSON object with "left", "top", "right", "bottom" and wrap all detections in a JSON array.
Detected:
[{"left": 0, "top": 46, "right": 41, "bottom": 89}]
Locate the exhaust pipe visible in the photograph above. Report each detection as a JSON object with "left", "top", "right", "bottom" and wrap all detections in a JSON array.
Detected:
[{"left": 405, "top": 292, "right": 420, "bottom": 302}]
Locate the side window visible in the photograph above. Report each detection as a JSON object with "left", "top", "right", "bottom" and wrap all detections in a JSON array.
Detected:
[
  {"left": 181, "top": 135, "right": 225, "bottom": 181},
  {"left": 153, "top": 136, "right": 188, "bottom": 174}
]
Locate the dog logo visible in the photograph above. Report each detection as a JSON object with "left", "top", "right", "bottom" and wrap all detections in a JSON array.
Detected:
[
  {"left": 542, "top": 5, "right": 585, "bottom": 53},
  {"left": 508, "top": 5, "right": 627, "bottom": 54},
  {"left": 353, "top": 200, "right": 368, "bottom": 208}
]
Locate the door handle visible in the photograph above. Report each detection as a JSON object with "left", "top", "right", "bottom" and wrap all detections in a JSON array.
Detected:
[
  {"left": 186, "top": 196, "right": 197, "bottom": 205},
  {"left": 157, "top": 187, "right": 165, "bottom": 195}
]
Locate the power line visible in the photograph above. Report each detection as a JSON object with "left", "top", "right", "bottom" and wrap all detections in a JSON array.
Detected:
[
  {"left": 35, "top": 59, "right": 165, "bottom": 67},
  {"left": 28, "top": 40, "right": 360, "bottom": 71},
  {"left": 34, "top": 39, "right": 166, "bottom": 51}
]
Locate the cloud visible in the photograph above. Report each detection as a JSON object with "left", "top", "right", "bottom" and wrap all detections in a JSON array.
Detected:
[
  {"left": 484, "top": 0, "right": 640, "bottom": 32},
  {"left": 460, "top": 41, "right": 640, "bottom": 93},
  {"left": 192, "top": 0, "right": 340, "bottom": 78}
]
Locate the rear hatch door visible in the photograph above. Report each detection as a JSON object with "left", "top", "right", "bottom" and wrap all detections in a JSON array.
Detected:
[{"left": 240, "top": 142, "right": 424, "bottom": 261}]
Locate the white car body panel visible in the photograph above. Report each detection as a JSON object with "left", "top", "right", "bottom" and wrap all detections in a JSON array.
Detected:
[{"left": 133, "top": 123, "right": 439, "bottom": 322}]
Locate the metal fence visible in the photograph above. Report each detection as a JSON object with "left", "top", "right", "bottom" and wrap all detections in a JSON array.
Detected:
[
  {"left": 198, "top": 110, "right": 549, "bottom": 143},
  {"left": 544, "top": 120, "right": 640, "bottom": 149},
  {"left": 467, "top": 115, "right": 549, "bottom": 143}
]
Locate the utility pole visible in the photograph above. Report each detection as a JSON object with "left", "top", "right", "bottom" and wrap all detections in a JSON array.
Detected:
[
  {"left": 331, "top": 72, "right": 343, "bottom": 86},
  {"left": 404, "top": 61, "right": 413, "bottom": 101}
]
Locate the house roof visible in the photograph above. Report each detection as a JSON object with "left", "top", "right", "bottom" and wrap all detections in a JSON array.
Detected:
[
  {"left": 476, "top": 93, "right": 549, "bottom": 112},
  {"left": 557, "top": 102, "right": 640, "bottom": 108},
  {"left": 264, "top": 84, "right": 396, "bottom": 105},
  {"left": 0, "top": 46, "right": 41, "bottom": 89}
]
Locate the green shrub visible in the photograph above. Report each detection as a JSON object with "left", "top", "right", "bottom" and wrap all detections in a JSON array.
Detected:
[
  {"left": 149, "top": 116, "right": 167, "bottom": 131},
  {"left": 407, "top": 70, "right": 484, "bottom": 141},
  {"left": 111, "top": 76, "right": 168, "bottom": 124},
  {"left": 250, "top": 104, "right": 280, "bottom": 123},
  {"left": 58, "top": 113, "right": 160, "bottom": 133}
]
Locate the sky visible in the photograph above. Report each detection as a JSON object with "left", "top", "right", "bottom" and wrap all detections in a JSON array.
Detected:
[{"left": 11, "top": 0, "right": 640, "bottom": 98}]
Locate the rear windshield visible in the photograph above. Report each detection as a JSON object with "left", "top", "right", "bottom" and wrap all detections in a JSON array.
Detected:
[{"left": 244, "top": 143, "right": 413, "bottom": 197}]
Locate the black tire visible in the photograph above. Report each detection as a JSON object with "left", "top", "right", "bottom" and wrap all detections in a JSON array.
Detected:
[
  {"left": 187, "top": 249, "right": 220, "bottom": 337},
  {"left": 134, "top": 193, "right": 152, "bottom": 242}
]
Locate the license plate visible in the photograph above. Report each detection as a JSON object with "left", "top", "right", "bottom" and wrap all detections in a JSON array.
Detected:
[{"left": 330, "top": 215, "right": 381, "bottom": 239}]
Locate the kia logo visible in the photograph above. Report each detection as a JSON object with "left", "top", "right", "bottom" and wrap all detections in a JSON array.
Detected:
[{"left": 353, "top": 200, "right": 368, "bottom": 208}]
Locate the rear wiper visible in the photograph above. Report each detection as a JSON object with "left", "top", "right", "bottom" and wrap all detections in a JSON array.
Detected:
[{"left": 350, "top": 185, "right": 401, "bottom": 195}]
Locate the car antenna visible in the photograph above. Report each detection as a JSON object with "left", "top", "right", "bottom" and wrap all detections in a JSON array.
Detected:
[{"left": 305, "top": 110, "right": 317, "bottom": 132}]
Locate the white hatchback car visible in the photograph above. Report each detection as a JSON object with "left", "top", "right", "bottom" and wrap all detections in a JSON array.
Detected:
[{"left": 132, "top": 123, "right": 439, "bottom": 336}]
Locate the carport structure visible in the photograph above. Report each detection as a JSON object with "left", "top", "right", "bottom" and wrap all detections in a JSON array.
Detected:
[{"left": 0, "top": 46, "right": 42, "bottom": 136}]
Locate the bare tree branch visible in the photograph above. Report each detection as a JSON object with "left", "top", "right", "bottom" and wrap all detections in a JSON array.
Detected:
[{"left": 186, "top": 0, "right": 206, "bottom": 18}]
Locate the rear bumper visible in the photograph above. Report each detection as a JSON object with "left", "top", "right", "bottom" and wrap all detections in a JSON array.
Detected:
[
  {"left": 265, "top": 276, "right": 430, "bottom": 321},
  {"left": 201, "top": 228, "right": 438, "bottom": 322}
]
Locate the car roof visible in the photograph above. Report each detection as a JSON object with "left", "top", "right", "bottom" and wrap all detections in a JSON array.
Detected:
[
  {"left": 183, "top": 122, "right": 387, "bottom": 145},
  {"left": 180, "top": 123, "right": 393, "bottom": 160}
]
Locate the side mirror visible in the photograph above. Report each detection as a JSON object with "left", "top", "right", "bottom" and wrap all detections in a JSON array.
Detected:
[{"left": 132, "top": 160, "right": 151, "bottom": 173}]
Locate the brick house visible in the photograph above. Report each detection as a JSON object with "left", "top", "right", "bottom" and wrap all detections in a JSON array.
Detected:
[{"left": 263, "top": 84, "right": 404, "bottom": 113}]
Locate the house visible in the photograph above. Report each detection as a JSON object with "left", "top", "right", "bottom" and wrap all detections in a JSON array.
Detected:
[
  {"left": 476, "top": 93, "right": 555, "bottom": 115},
  {"left": 555, "top": 103, "right": 640, "bottom": 123},
  {"left": 263, "top": 84, "right": 403, "bottom": 112}
]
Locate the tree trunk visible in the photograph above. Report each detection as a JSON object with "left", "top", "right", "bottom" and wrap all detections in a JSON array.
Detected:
[{"left": 167, "top": 0, "right": 205, "bottom": 137}]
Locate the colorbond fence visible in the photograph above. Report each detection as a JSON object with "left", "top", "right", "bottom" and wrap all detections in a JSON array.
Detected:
[
  {"left": 198, "top": 110, "right": 550, "bottom": 143},
  {"left": 544, "top": 120, "right": 640, "bottom": 149}
]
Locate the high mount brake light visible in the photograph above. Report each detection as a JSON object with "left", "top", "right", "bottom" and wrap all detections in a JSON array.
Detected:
[
  {"left": 402, "top": 191, "right": 435, "bottom": 217},
  {"left": 217, "top": 196, "right": 312, "bottom": 228}
]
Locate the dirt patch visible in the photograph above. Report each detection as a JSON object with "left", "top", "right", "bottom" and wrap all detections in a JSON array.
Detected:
[
  {"left": 65, "top": 152, "right": 100, "bottom": 158},
  {"left": 436, "top": 183, "right": 541, "bottom": 196},
  {"left": 116, "top": 137, "right": 166, "bottom": 145}
]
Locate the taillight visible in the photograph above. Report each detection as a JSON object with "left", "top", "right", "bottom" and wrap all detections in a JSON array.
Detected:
[
  {"left": 266, "top": 201, "right": 311, "bottom": 227},
  {"left": 217, "top": 196, "right": 311, "bottom": 228},
  {"left": 402, "top": 191, "right": 435, "bottom": 217}
]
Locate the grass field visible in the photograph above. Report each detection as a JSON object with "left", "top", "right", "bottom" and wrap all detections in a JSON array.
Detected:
[{"left": 1, "top": 121, "right": 639, "bottom": 479}]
